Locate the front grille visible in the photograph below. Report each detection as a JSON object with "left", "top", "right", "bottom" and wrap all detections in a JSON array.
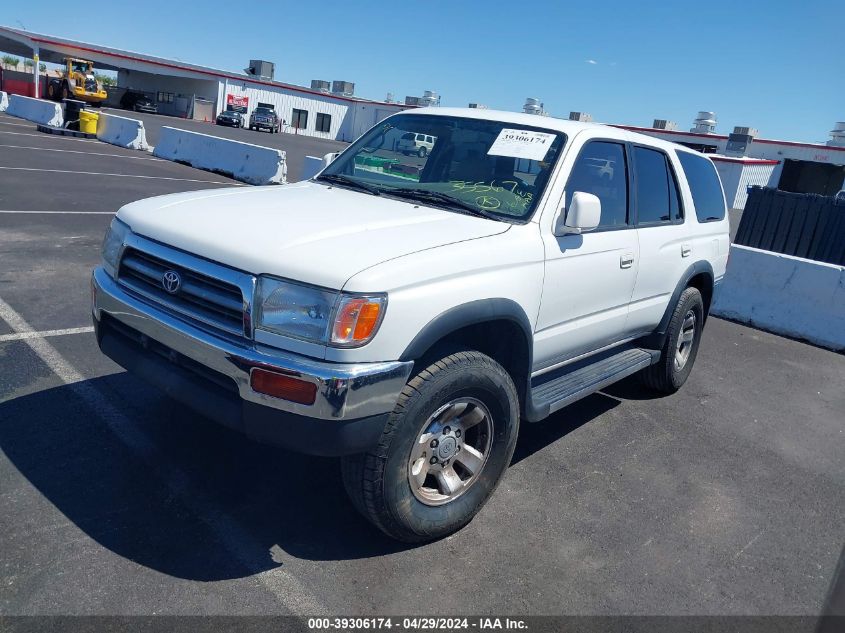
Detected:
[{"left": 117, "top": 248, "right": 246, "bottom": 337}]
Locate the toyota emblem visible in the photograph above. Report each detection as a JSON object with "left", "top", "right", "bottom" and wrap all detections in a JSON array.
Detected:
[{"left": 161, "top": 270, "right": 181, "bottom": 294}]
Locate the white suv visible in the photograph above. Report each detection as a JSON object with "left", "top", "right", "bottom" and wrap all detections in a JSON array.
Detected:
[
  {"left": 93, "top": 107, "right": 729, "bottom": 542},
  {"left": 397, "top": 131, "right": 436, "bottom": 157}
]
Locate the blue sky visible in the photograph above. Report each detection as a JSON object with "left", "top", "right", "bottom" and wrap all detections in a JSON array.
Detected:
[{"left": 8, "top": 0, "right": 844, "bottom": 142}]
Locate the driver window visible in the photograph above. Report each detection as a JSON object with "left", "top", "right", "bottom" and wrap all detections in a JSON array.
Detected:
[{"left": 566, "top": 141, "right": 629, "bottom": 229}]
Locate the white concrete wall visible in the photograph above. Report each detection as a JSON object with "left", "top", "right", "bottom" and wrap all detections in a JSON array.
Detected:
[
  {"left": 96, "top": 112, "right": 150, "bottom": 150},
  {"left": 153, "top": 126, "right": 286, "bottom": 185},
  {"left": 0, "top": 91, "right": 8, "bottom": 112},
  {"left": 712, "top": 245, "right": 845, "bottom": 351},
  {"left": 6, "top": 94, "right": 62, "bottom": 126}
]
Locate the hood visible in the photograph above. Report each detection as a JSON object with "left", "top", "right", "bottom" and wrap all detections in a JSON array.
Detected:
[{"left": 117, "top": 181, "right": 509, "bottom": 290}]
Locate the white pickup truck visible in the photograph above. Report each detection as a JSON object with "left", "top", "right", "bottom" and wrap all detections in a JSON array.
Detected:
[{"left": 92, "top": 107, "right": 729, "bottom": 542}]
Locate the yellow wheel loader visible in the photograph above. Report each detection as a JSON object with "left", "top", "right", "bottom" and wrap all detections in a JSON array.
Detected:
[{"left": 46, "top": 58, "right": 107, "bottom": 105}]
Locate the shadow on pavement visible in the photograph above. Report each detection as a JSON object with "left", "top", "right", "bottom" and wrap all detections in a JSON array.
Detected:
[{"left": 0, "top": 371, "right": 619, "bottom": 581}]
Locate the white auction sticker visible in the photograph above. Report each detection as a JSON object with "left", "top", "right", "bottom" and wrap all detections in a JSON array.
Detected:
[{"left": 487, "top": 128, "right": 555, "bottom": 161}]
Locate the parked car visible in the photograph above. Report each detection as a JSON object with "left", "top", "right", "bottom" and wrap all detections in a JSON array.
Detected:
[
  {"left": 92, "top": 107, "right": 729, "bottom": 543},
  {"left": 120, "top": 91, "right": 157, "bottom": 114},
  {"left": 249, "top": 106, "right": 280, "bottom": 133},
  {"left": 216, "top": 110, "right": 244, "bottom": 128},
  {"left": 397, "top": 132, "right": 436, "bottom": 157}
]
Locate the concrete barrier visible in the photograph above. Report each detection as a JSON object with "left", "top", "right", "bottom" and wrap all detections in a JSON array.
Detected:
[
  {"left": 6, "top": 94, "right": 63, "bottom": 127},
  {"left": 152, "top": 127, "right": 286, "bottom": 185},
  {"left": 301, "top": 155, "right": 324, "bottom": 181},
  {"left": 712, "top": 245, "right": 845, "bottom": 351},
  {"left": 96, "top": 112, "right": 150, "bottom": 151},
  {"left": 0, "top": 91, "right": 8, "bottom": 112}
]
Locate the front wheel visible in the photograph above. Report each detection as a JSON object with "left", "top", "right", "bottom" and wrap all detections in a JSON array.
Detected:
[
  {"left": 341, "top": 351, "right": 519, "bottom": 542},
  {"left": 641, "top": 286, "right": 704, "bottom": 393}
]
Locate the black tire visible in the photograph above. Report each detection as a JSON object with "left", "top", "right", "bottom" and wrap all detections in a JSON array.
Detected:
[
  {"left": 418, "top": 146, "right": 427, "bottom": 158},
  {"left": 61, "top": 83, "right": 70, "bottom": 101},
  {"left": 641, "top": 286, "right": 705, "bottom": 393},
  {"left": 341, "top": 350, "right": 520, "bottom": 542},
  {"left": 47, "top": 80, "right": 60, "bottom": 101}
]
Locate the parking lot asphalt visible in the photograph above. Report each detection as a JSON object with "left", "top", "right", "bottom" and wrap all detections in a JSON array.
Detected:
[
  {"left": 99, "top": 107, "right": 349, "bottom": 182},
  {"left": 0, "top": 112, "right": 843, "bottom": 617}
]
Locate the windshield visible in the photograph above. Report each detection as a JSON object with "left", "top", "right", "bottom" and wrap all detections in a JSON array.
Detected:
[
  {"left": 254, "top": 108, "right": 273, "bottom": 115},
  {"left": 320, "top": 113, "right": 566, "bottom": 221}
]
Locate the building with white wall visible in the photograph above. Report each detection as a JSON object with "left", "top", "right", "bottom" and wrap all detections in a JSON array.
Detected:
[
  {"left": 616, "top": 117, "right": 845, "bottom": 208},
  {"left": 0, "top": 25, "right": 409, "bottom": 142}
]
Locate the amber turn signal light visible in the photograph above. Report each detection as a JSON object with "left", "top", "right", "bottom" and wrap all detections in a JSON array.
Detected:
[
  {"left": 331, "top": 295, "right": 386, "bottom": 346},
  {"left": 250, "top": 368, "right": 317, "bottom": 405}
]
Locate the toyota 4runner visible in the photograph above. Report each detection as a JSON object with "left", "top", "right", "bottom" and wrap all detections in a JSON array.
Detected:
[{"left": 92, "top": 108, "right": 729, "bottom": 542}]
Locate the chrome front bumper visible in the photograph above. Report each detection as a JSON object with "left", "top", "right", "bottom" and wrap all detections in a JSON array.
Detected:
[{"left": 92, "top": 266, "right": 413, "bottom": 421}]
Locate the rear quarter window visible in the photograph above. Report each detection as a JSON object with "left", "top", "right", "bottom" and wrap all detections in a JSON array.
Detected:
[{"left": 676, "top": 151, "right": 726, "bottom": 222}]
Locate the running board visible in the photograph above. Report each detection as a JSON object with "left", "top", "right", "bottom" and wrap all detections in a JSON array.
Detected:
[{"left": 526, "top": 348, "right": 659, "bottom": 422}]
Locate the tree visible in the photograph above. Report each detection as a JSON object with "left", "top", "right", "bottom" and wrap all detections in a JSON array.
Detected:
[
  {"left": 94, "top": 73, "right": 116, "bottom": 87},
  {"left": 1, "top": 55, "right": 20, "bottom": 70},
  {"left": 24, "top": 59, "right": 34, "bottom": 71},
  {"left": 39, "top": 63, "right": 46, "bottom": 73}
]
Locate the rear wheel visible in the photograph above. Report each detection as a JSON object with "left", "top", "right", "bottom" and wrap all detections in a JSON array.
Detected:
[
  {"left": 341, "top": 350, "right": 519, "bottom": 542},
  {"left": 418, "top": 146, "right": 427, "bottom": 158},
  {"left": 641, "top": 286, "right": 704, "bottom": 393}
]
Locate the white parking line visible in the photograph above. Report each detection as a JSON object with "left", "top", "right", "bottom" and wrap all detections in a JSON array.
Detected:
[
  {"left": 0, "top": 210, "right": 115, "bottom": 215},
  {"left": 0, "top": 129, "right": 100, "bottom": 142},
  {"left": 0, "top": 295, "right": 326, "bottom": 614},
  {"left": 0, "top": 166, "right": 241, "bottom": 185},
  {"left": 0, "top": 143, "right": 164, "bottom": 161},
  {"left": 0, "top": 326, "right": 94, "bottom": 342},
  {"left": 0, "top": 120, "right": 33, "bottom": 128}
]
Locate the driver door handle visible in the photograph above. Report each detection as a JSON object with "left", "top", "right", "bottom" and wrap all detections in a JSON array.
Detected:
[{"left": 620, "top": 252, "right": 635, "bottom": 269}]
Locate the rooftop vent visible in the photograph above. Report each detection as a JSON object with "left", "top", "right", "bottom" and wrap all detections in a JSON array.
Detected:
[
  {"left": 245, "top": 60, "right": 274, "bottom": 80},
  {"left": 523, "top": 97, "right": 544, "bottom": 115},
  {"left": 468, "top": 103, "right": 488, "bottom": 109},
  {"left": 828, "top": 122, "right": 845, "bottom": 147},
  {"left": 311, "top": 79, "right": 330, "bottom": 93},
  {"left": 569, "top": 112, "right": 592, "bottom": 122},
  {"left": 653, "top": 119, "right": 677, "bottom": 130},
  {"left": 733, "top": 126, "right": 759, "bottom": 138},
  {"left": 331, "top": 81, "right": 355, "bottom": 96},
  {"left": 420, "top": 90, "right": 440, "bottom": 107},
  {"left": 691, "top": 111, "right": 717, "bottom": 134}
]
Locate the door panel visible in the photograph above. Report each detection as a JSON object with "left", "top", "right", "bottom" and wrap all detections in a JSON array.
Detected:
[
  {"left": 627, "top": 146, "right": 690, "bottom": 333},
  {"left": 534, "top": 139, "right": 638, "bottom": 372},
  {"left": 534, "top": 230, "right": 639, "bottom": 371}
]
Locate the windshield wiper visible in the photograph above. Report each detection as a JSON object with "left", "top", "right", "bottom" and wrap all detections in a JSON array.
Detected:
[
  {"left": 315, "top": 173, "right": 381, "bottom": 196},
  {"left": 384, "top": 188, "right": 497, "bottom": 219}
]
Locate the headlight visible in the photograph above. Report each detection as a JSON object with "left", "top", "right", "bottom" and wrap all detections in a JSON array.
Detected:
[
  {"left": 256, "top": 276, "right": 386, "bottom": 347},
  {"left": 101, "top": 218, "right": 130, "bottom": 278}
]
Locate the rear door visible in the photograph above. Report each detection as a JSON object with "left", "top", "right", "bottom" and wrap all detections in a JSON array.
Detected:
[{"left": 627, "top": 144, "right": 691, "bottom": 333}]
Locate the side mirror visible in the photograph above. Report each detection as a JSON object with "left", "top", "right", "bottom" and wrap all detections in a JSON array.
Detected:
[{"left": 555, "top": 191, "right": 601, "bottom": 235}]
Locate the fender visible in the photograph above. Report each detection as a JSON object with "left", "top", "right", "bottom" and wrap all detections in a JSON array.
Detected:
[
  {"left": 645, "top": 260, "right": 714, "bottom": 349},
  {"left": 399, "top": 298, "right": 534, "bottom": 364}
]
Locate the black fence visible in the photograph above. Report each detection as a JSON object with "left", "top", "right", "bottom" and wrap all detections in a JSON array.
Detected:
[{"left": 734, "top": 187, "right": 845, "bottom": 266}]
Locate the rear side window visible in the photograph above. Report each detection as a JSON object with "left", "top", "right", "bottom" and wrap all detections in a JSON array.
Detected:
[
  {"left": 677, "top": 151, "right": 726, "bottom": 221},
  {"left": 566, "top": 141, "right": 628, "bottom": 229},
  {"left": 633, "top": 146, "right": 683, "bottom": 225}
]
